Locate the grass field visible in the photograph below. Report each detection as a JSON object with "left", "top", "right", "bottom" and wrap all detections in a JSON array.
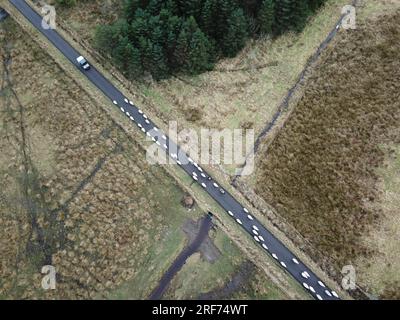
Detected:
[
  {"left": 0, "top": 17, "right": 304, "bottom": 300},
  {"left": 252, "top": 3, "right": 400, "bottom": 298},
  {"left": 355, "top": 144, "right": 400, "bottom": 299},
  {"left": 37, "top": 0, "right": 400, "bottom": 299},
  {"left": 0, "top": 19, "right": 202, "bottom": 299},
  {"left": 54, "top": 0, "right": 349, "bottom": 176},
  {"left": 162, "top": 228, "right": 290, "bottom": 300},
  {"left": 14, "top": 0, "right": 358, "bottom": 298}
]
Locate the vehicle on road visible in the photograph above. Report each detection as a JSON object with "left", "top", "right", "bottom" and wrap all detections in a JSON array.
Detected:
[{"left": 76, "top": 56, "right": 90, "bottom": 70}]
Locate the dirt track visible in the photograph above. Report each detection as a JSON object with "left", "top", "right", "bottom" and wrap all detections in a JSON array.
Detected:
[{"left": 149, "top": 214, "right": 213, "bottom": 300}]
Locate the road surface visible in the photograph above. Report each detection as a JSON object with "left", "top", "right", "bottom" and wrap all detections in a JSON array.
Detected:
[{"left": 9, "top": 0, "right": 341, "bottom": 300}]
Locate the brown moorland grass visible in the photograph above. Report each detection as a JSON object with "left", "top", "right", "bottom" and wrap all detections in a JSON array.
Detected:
[
  {"left": 0, "top": 19, "right": 200, "bottom": 299},
  {"left": 355, "top": 144, "right": 400, "bottom": 299},
  {"left": 0, "top": 18, "right": 303, "bottom": 300},
  {"left": 255, "top": 10, "right": 400, "bottom": 298}
]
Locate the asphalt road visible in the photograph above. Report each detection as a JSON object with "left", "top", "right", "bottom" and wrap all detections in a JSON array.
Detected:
[{"left": 10, "top": 0, "right": 341, "bottom": 300}]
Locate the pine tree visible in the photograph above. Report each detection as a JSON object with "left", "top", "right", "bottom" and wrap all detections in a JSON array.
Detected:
[
  {"left": 216, "top": 0, "right": 235, "bottom": 41},
  {"left": 258, "top": 0, "right": 274, "bottom": 36},
  {"left": 95, "top": 0, "right": 327, "bottom": 79},
  {"left": 124, "top": 0, "right": 150, "bottom": 23},
  {"left": 94, "top": 25, "right": 115, "bottom": 54},
  {"left": 150, "top": 43, "right": 169, "bottom": 79},
  {"left": 94, "top": 19, "right": 129, "bottom": 55},
  {"left": 125, "top": 43, "right": 144, "bottom": 79},
  {"left": 309, "top": 0, "right": 325, "bottom": 12},
  {"left": 174, "top": 17, "right": 213, "bottom": 74},
  {"left": 175, "top": 0, "right": 203, "bottom": 19},
  {"left": 201, "top": 0, "right": 218, "bottom": 38},
  {"left": 146, "top": 0, "right": 164, "bottom": 16},
  {"left": 159, "top": 12, "right": 183, "bottom": 68},
  {"left": 222, "top": 8, "right": 248, "bottom": 57},
  {"left": 186, "top": 28, "right": 213, "bottom": 74},
  {"left": 112, "top": 36, "right": 131, "bottom": 69},
  {"left": 292, "top": 0, "right": 310, "bottom": 32},
  {"left": 129, "top": 9, "right": 152, "bottom": 41},
  {"left": 273, "top": 0, "right": 293, "bottom": 35}
]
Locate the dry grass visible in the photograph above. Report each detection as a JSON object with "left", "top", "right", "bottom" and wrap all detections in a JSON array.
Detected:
[
  {"left": 47, "top": 0, "right": 122, "bottom": 43},
  {"left": 254, "top": 8, "right": 400, "bottom": 298},
  {"left": 355, "top": 144, "right": 400, "bottom": 299},
  {"left": 0, "top": 19, "right": 202, "bottom": 299},
  {"left": 53, "top": 0, "right": 349, "bottom": 175},
  {"left": 0, "top": 16, "right": 305, "bottom": 300}
]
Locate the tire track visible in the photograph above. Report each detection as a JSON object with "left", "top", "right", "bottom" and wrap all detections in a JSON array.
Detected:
[{"left": 149, "top": 214, "right": 214, "bottom": 300}]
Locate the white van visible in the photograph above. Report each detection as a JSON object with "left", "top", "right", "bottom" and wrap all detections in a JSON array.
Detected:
[{"left": 76, "top": 56, "right": 90, "bottom": 70}]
